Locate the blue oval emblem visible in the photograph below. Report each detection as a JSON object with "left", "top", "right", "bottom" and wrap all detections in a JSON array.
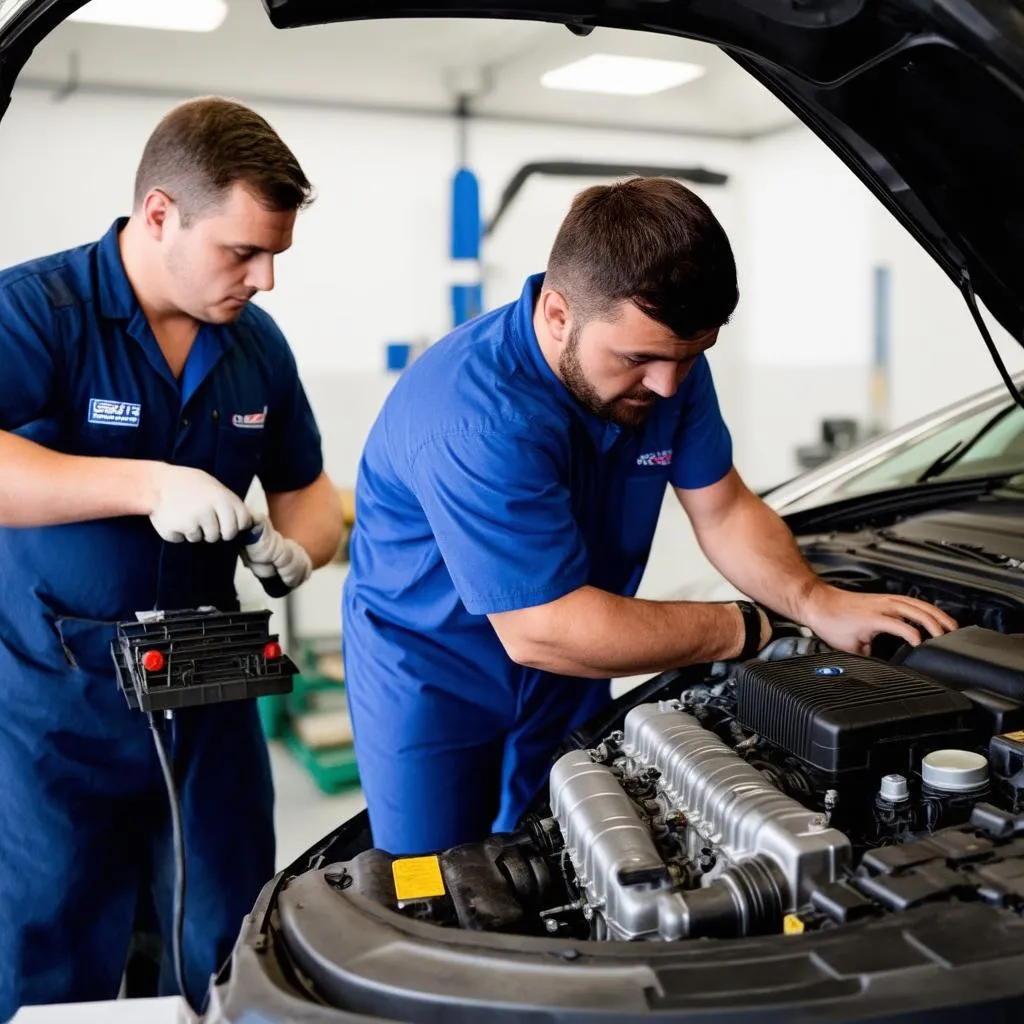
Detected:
[{"left": 815, "top": 666, "right": 845, "bottom": 677}]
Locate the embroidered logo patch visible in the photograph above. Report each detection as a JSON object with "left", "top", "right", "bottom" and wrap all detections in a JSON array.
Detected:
[
  {"left": 88, "top": 399, "right": 141, "bottom": 428},
  {"left": 636, "top": 449, "right": 673, "bottom": 467},
  {"left": 232, "top": 407, "right": 267, "bottom": 429}
]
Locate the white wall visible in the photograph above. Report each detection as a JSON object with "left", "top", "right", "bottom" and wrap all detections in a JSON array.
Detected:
[
  {"left": 869, "top": 208, "right": 1024, "bottom": 427},
  {"left": 732, "top": 126, "right": 876, "bottom": 490}
]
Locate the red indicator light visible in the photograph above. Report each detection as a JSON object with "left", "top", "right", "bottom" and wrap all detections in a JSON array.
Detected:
[
  {"left": 263, "top": 642, "right": 282, "bottom": 660},
  {"left": 142, "top": 650, "right": 165, "bottom": 672}
]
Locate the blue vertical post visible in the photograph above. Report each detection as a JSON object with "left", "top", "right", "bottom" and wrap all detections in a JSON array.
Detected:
[
  {"left": 450, "top": 167, "right": 483, "bottom": 327},
  {"left": 871, "top": 265, "right": 891, "bottom": 431}
]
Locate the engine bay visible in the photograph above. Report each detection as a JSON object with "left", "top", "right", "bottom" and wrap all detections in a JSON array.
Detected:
[
  {"left": 334, "top": 623, "right": 1024, "bottom": 947},
  {"left": 200, "top": 563, "right": 1024, "bottom": 1023}
]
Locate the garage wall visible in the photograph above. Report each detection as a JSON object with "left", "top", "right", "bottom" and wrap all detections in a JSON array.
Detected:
[
  {"left": 734, "top": 126, "right": 875, "bottom": 490},
  {"left": 868, "top": 207, "right": 1024, "bottom": 428}
]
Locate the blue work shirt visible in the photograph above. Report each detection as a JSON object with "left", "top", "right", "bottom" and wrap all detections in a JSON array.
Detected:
[
  {"left": 0, "top": 219, "right": 323, "bottom": 665},
  {"left": 343, "top": 273, "right": 733, "bottom": 728}
]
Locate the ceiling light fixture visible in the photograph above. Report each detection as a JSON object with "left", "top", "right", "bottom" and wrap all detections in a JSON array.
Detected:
[
  {"left": 67, "top": 0, "right": 228, "bottom": 33},
  {"left": 541, "top": 54, "right": 706, "bottom": 97}
]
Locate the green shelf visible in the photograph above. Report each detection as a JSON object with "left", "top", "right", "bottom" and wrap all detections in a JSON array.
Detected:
[
  {"left": 284, "top": 730, "right": 361, "bottom": 794},
  {"left": 259, "top": 614, "right": 360, "bottom": 794}
]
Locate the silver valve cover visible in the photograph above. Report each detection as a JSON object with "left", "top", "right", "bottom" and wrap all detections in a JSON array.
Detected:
[
  {"left": 621, "top": 702, "right": 851, "bottom": 901},
  {"left": 549, "top": 702, "right": 852, "bottom": 941}
]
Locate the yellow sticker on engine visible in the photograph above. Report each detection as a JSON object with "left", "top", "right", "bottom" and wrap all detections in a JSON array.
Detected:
[
  {"left": 392, "top": 855, "right": 445, "bottom": 902},
  {"left": 1000, "top": 730, "right": 1024, "bottom": 743},
  {"left": 783, "top": 914, "right": 805, "bottom": 935}
]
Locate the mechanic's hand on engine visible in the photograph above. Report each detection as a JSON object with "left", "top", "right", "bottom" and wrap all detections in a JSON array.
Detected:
[
  {"left": 146, "top": 463, "right": 253, "bottom": 543},
  {"left": 800, "top": 585, "right": 958, "bottom": 655},
  {"left": 241, "top": 513, "right": 313, "bottom": 590}
]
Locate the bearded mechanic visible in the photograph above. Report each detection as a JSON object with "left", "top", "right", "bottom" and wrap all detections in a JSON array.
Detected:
[
  {"left": 343, "top": 176, "right": 958, "bottom": 856},
  {"left": 0, "top": 98, "right": 341, "bottom": 1017}
]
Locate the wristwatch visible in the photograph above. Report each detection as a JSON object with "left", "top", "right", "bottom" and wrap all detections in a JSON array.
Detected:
[{"left": 736, "top": 600, "right": 764, "bottom": 660}]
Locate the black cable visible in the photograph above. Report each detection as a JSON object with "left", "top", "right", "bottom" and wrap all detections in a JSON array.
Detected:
[
  {"left": 959, "top": 268, "right": 1024, "bottom": 413},
  {"left": 147, "top": 710, "right": 192, "bottom": 1013}
]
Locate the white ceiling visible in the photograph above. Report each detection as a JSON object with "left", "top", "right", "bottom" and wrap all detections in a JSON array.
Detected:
[{"left": 16, "top": 1, "right": 795, "bottom": 138}]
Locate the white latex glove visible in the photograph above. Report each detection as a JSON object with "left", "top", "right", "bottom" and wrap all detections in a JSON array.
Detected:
[
  {"left": 148, "top": 464, "right": 253, "bottom": 543},
  {"left": 242, "top": 514, "right": 313, "bottom": 590}
]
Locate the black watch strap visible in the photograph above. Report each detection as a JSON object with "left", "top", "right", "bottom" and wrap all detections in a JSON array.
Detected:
[{"left": 736, "top": 600, "right": 764, "bottom": 659}]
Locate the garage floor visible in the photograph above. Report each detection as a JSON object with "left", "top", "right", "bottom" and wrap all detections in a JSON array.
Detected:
[{"left": 269, "top": 740, "right": 366, "bottom": 870}]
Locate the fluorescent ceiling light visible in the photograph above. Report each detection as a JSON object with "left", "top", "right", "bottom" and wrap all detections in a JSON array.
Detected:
[
  {"left": 67, "top": 0, "right": 228, "bottom": 33},
  {"left": 0, "top": 0, "right": 36, "bottom": 31},
  {"left": 541, "top": 54, "right": 705, "bottom": 97}
]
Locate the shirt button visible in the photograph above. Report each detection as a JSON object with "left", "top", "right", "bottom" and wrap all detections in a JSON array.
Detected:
[{"left": 181, "top": 416, "right": 190, "bottom": 428}]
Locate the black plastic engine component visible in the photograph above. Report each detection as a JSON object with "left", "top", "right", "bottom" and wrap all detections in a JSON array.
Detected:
[
  {"left": 896, "top": 627, "right": 1024, "bottom": 704},
  {"left": 809, "top": 804, "right": 1024, "bottom": 925},
  {"left": 337, "top": 822, "right": 575, "bottom": 936},
  {"left": 735, "top": 652, "right": 975, "bottom": 778},
  {"left": 334, "top": 849, "right": 454, "bottom": 927},
  {"left": 891, "top": 626, "right": 1024, "bottom": 732},
  {"left": 810, "top": 879, "right": 879, "bottom": 924},
  {"left": 853, "top": 806, "right": 1024, "bottom": 913},
  {"left": 919, "top": 781, "right": 993, "bottom": 834},
  {"left": 991, "top": 732, "right": 1024, "bottom": 813},
  {"left": 960, "top": 687, "right": 1024, "bottom": 735},
  {"left": 110, "top": 608, "right": 296, "bottom": 712},
  {"left": 874, "top": 786, "right": 915, "bottom": 843},
  {"left": 675, "top": 855, "right": 787, "bottom": 939}
]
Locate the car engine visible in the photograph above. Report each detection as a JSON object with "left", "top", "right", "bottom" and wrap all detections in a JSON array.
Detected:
[{"left": 338, "top": 626, "right": 1024, "bottom": 944}]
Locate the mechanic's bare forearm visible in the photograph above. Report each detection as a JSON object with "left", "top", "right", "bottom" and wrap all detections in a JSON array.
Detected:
[
  {"left": 0, "top": 430, "right": 154, "bottom": 526},
  {"left": 267, "top": 471, "right": 343, "bottom": 567},
  {"left": 489, "top": 585, "right": 745, "bottom": 677},
  {"left": 683, "top": 477, "right": 823, "bottom": 622}
]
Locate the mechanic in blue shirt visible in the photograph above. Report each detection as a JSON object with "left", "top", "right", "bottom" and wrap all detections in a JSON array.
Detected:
[
  {"left": 343, "top": 176, "right": 956, "bottom": 857},
  {"left": 0, "top": 99, "right": 342, "bottom": 1018}
]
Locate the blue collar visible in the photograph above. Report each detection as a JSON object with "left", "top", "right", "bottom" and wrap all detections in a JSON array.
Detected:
[
  {"left": 95, "top": 218, "right": 138, "bottom": 321},
  {"left": 509, "top": 273, "right": 623, "bottom": 452}
]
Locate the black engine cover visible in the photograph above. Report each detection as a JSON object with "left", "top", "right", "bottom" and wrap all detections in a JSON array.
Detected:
[
  {"left": 735, "top": 652, "right": 975, "bottom": 779},
  {"left": 896, "top": 627, "right": 1024, "bottom": 703}
]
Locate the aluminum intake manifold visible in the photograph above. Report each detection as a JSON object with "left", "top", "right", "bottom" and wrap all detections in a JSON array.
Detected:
[{"left": 549, "top": 701, "right": 851, "bottom": 941}]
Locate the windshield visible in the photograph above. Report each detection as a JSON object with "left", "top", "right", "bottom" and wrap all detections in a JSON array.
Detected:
[
  {"left": 828, "top": 399, "right": 1024, "bottom": 499},
  {"left": 0, "top": 0, "right": 34, "bottom": 31}
]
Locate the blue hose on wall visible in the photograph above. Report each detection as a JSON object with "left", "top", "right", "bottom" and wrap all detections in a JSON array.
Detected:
[{"left": 450, "top": 166, "right": 483, "bottom": 327}]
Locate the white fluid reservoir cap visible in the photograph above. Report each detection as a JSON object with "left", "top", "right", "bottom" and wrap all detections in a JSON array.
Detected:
[
  {"left": 921, "top": 750, "right": 989, "bottom": 792},
  {"left": 879, "top": 774, "right": 909, "bottom": 802}
]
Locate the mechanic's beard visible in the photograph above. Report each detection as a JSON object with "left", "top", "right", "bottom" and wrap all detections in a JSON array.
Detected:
[{"left": 559, "top": 324, "right": 658, "bottom": 428}]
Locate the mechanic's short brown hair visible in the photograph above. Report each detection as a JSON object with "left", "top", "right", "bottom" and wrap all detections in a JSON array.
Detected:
[
  {"left": 133, "top": 97, "right": 313, "bottom": 224},
  {"left": 545, "top": 176, "right": 738, "bottom": 339}
]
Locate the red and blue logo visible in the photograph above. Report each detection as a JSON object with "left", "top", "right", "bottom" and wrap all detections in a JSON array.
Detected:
[
  {"left": 636, "top": 449, "right": 673, "bottom": 467},
  {"left": 232, "top": 407, "right": 267, "bottom": 429}
]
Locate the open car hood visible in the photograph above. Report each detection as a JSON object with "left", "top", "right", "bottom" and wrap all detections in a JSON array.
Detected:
[{"left": 2, "top": 1, "right": 1024, "bottom": 345}]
